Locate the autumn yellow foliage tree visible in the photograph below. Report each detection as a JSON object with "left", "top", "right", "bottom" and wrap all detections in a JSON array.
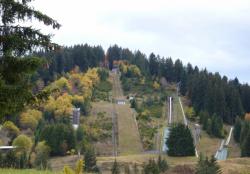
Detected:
[
  {"left": 2, "top": 121, "right": 20, "bottom": 138},
  {"left": 63, "top": 159, "right": 84, "bottom": 174},
  {"left": 12, "top": 134, "right": 33, "bottom": 156},
  {"left": 129, "top": 65, "right": 141, "bottom": 77},
  {"left": 69, "top": 68, "right": 99, "bottom": 99},
  {"left": 120, "top": 63, "right": 128, "bottom": 74},
  {"left": 19, "top": 109, "right": 42, "bottom": 130},
  {"left": 153, "top": 81, "right": 160, "bottom": 90},
  {"left": 56, "top": 77, "right": 71, "bottom": 91},
  {"left": 43, "top": 68, "right": 100, "bottom": 119},
  {"left": 44, "top": 94, "right": 73, "bottom": 120},
  {"left": 119, "top": 62, "right": 141, "bottom": 78}
]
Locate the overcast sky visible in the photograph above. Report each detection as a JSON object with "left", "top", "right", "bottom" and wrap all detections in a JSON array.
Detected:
[{"left": 31, "top": 0, "right": 250, "bottom": 83}]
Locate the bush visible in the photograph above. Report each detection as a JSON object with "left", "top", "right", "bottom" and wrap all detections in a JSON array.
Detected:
[
  {"left": 195, "top": 154, "right": 221, "bottom": 174},
  {"left": 157, "top": 156, "right": 168, "bottom": 172},
  {"left": 84, "top": 147, "right": 99, "bottom": 172},
  {"left": 143, "top": 159, "right": 160, "bottom": 174},
  {"left": 63, "top": 159, "right": 84, "bottom": 174},
  {"left": 40, "top": 123, "right": 76, "bottom": 156},
  {"left": 130, "top": 99, "right": 137, "bottom": 109},
  {"left": 111, "top": 160, "right": 120, "bottom": 174},
  {"left": 95, "top": 80, "right": 112, "bottom": 92},
  {"left": 2, "top": 150, "right": 18, "bottom": 168},
  {"left": 2, "top": 121, "right": 20, "bottom": 139},
  {"left": 98, "top": 68, "right": 109, "bottom": 81},
  {"left": 185, "top": 107, "right": 196, "bottom": 121},
  {"left": 12, "top": 134, "right": 33, "bottom": 156},
  {"left": 34, "top": 141, "right": 51, "bottom": 170},
  {"left": 142, "top": 156, "right": 168, "bottom": 174}
]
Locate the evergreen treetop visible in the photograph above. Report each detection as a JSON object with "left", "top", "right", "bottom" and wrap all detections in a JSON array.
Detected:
[
  {"left": 0, "top": 0, "right": 60, "bottom": 119},
  {"left": 166, "top": 123, "right": 195, "bottom": 156}
]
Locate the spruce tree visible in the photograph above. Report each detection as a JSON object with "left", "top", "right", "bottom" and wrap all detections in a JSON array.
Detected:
[
  {"left": 157, "top": 156, "right": 168, "bottom": 173},
  {"left": 206, "top": 119, "right": 212, "bottom": 135},
  {"left": 241, "top": 130, "right": 250, "bottom": 157},
  {"left": 143, "top": 159, "right": 160, "bottom": 174},
  {"left": 0, "top": 0, "right": 60, "bottom": 119},
  {"left": 207, "top": 156, "right": 222, "bottom": 174},
  {"left": 240, "top": 121, "right": 250, "bottom": 145},
  {"left": 166, "top": 123, "right": 195, "bottom": 156},
  {"left": 195, "top": 154, "right": 207, "bottom": 174},
  {"left": 211, "top": 115, "right": 223, "bottom": 138},
  {"left": 233, "top": 116, "right": 242, "bottom": 143},
  {"left": 195, "top": 154, "right": 221, "bottom": 174},
  {"left": 111, "top": 159, "right": 120, "bottom": 174},
  {"left": 84, "top": 147, "right": 99, "bottom": 172},
  {"left": 200, "top": 111, "right": 209, "bottom": 130},
  {"left": 130, "top": 99, "right": 137, "bottom": 109}
]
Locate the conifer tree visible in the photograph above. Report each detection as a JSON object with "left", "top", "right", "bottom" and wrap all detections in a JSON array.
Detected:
[
  {"left": 84, "top": 146, "right": 99, "bottom": 172},
  {"left": 241, "top": 130, "right": 250, "bottom": 157},
  {"left": 157, "top": 156, "right": 168, "bottom": 173},
  {"left": 166, "top": 124, "right": 195, "bottom": 156},
  {"left": 211, "top": 115, "right": 223, "bottom": 138},
  {"left": 240, "top": 121, "right": 250, "bottom": 145},
  {"left": 195, "top": 154, "right": 221, "bottom": 174},
  {"left": 143, "top": 159, "right": 160, "bottom": 174},
  {"left": 0, "top": 0, "right": 60, "bottom": 119},
  {"left": 233, "top": 116, "right": 242, "bottom": 143},
  {"left": 206, "top": 119, "right": 212, "bottom": 135},
  {"left": 124, "top": 164, "right": 130, "bottom": 174},
  {"left": 111, "top": 159, "right": 120, "bottom": 174}
]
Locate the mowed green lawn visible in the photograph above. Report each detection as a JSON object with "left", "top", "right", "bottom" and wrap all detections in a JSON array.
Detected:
[{"left": 0, "top": 169, "right": 61, "bottom": 174}]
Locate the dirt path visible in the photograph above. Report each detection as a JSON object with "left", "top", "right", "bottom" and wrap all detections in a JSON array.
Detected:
[{"left": 111, "top": 72, "right": 143, "bottom": 155}]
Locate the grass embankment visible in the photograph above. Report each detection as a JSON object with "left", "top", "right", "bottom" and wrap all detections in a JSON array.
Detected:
[
  {"left": 3, "top": 157, "right": 250, "bottom": 174},
  {"left": 90, "top": 102, "right": 113, "bottom": 156},
  {"left": 116, "top": 104, "right": 143, "bottom": 154},
  {"left": 0, "top": 169, "right": 61, "bottom": 174}
]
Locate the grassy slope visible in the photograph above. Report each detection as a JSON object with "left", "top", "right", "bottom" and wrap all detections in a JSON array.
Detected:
[
  {"left": 219, "top": 158, "right": 250, "bottom": 174},
  {"left": 98, "top": 155, "right": 250, "bottom": 174},
  {"left": 111, "top": 72, "right": 142, "bottom": 154},
  {"left": 180, "top": 95, "right": 241, "bottom": 158},
  {"left": 47, "top": 78, "right": 243, "bottom": 173},
  {"left": 0, "top": 169, "right": 61, "bottom": 174},
  {"left": 90, "top": 101, "right": 113, "bottom": 156},
  {"left": 3, "top": 157, "right": 250, "bottom": 174},
  {"left": 116, "top": 104, "right": 143, "bottom": 154}
]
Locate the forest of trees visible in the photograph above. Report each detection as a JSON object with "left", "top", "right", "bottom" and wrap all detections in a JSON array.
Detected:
[
  {"left": 105, "top": 45, "right": 250, "bottom": 124},
  {"left": 2, "top": 0, "right": 250, "bottom": 173},
  {"left": 34, "top": 43, "right": 250, "bottom": 128},
  {"left": 34, "top": 44, "right": 105, "bottom": 83},
  {"left": 37, "top": 44, "right": 250, "bottom": 125},
  {"left": 233, "top": 115, "right": 250, "bottom": 157}
]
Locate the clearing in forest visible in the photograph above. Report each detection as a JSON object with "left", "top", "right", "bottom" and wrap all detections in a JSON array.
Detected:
[{"left": 111, "top": 72, "right": 143, "bottom": 155}]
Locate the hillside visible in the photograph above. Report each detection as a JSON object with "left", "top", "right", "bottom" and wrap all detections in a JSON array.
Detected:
[
  {"left": 111, "top": 71, "right": 143, "bottom": 154},
  {"left": 2, "top": 1, "right": 250, "bottom": 173},
  {"left": 0, "top": 57, "right": 249, "bottom": 174}
]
